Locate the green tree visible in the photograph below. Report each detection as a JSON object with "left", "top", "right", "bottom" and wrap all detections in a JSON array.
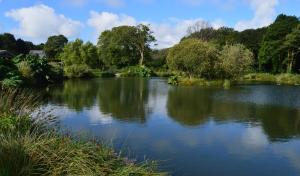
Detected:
[
  {"left": 282, "top": 24, "right": 300, "bottom": 73},
  {"left": 238, "top": 27, "right": 267, "bottom": 69},
  {"left": 44, "top": 35, "right": 68, "bottom": 60},
  {"left": 167, "top": 39, "right": 219, "bottom": 79},
  {"left": 15, "top": 39, "right": 30, "bottom": 55},
  {"left": 259, "top": 14, "right": 300, "bottom": 73},
  {"left": 0, "top": 33, "right": 17, "bottom": 54},
  {"left": 218, "top": 44, "right": 254, "bottom": 79},
  {"left": 132, "top": 24, "right": 156, "bottom": 65},
  {"left": 60, "top": 39, "right": 100, "bottom": 78},
  {"left": 98, "top": 25, "right": 155, "bottom": 68}
]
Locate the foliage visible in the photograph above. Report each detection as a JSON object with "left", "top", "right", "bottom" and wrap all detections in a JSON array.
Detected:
[
  {"left": 282, "top": 24, "right": 300, "bottom": 73},
  {"left": 60, "top": 39, "right": 102, "bottom": 73},
  {"left": 259, "top": 14, "right": 300, "bottom": 73},
  {"left": 167, "top": 38, "right": 219, "bottom": 79},
  {"left": 147, "top": 49, "right": 168, "bottom": 68},
  {"left": 217, "top": 44, "right": 254, "bottom": 79},
  {"left": 64, "top": 64, "right": 93, "bottom": 78},
  {"left": 44, "top": 35, "right": 68, "bottom": 60},
  {"left": 98, "top": 25, "right": 155, "bottom": 68},
  {"left": 119, "top": 66, "right": 154, "bottom": 77},
  {"left": 168, "top": 75, "right": 179, "bottom": 85},
  {"left": 243, "top": 73, "right": 300, "bottom": 85}
]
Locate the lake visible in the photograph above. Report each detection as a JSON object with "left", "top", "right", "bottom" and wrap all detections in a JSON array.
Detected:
[{"left": 42, "top": 77, "right": 300, "bottom": 176}]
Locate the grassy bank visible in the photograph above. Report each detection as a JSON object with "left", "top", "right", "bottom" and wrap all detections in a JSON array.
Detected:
[
  {"left": 242, "top": 73, "right": 300, "bottom": 85},
  {"left": 168, "top": 73, "right": 300, "bottom": 88},
  {"left": 0, "top": 89, "right": 164, "bottom": 176}
]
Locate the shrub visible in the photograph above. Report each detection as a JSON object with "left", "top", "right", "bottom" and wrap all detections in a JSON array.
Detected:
[
  {"left": 17, "top": 61, "right": 32, "bottom": 79},
  {"left": 168, "top": 75, "right": 179, "bottom": 85},
  {"left": 218, "top": 44, "right": 254, "bottom": 79},
  {"left": 119, "top": 66, "right": 154, "bottom": 77},
  {"left": 167, "top": 39, "right": 219, "bottom": 79},
  {"left": 64, "top": 64, "right": 93, "bottom": 78}
]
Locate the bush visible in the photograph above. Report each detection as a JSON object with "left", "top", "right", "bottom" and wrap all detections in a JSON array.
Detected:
[
  {"left": 17, "top": 61, "right": 32, "bottom": 79},
  {"left": 167, "top": 39, "right": 219, "bottom": 79},
  {"left": 217, "top": 44, "right": 254, "bottom": 79},
  {"left": 119, "top": 66, "right": 154, "bottom": 77},
  {"left": 168, "top": 75, "right": 179, "bottom": 85},
  {"left": 64, "top": 64, "right": 94, "bottom": 78}
]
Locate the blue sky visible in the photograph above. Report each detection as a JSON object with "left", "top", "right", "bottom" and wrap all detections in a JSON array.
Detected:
[{"left": 0, "top": 0, "right": 299, "bottom": 48}]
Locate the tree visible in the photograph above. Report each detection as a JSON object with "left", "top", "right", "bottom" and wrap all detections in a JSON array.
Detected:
[
  {"left": 167, "top": 39, "right": 219, "bottom": 79},
  {"left": 132, "top": 24, "right": 156, "bottom": 65},
  {"left": 0, "top": 33, "right": 17, "bottom": 54},
  {"left": 60, "top": 39, "right": 100, "bottom": 78},
  {"left": 98, "top": 26, "right": 139, "bottom": 68},
  {"left": 218, "top": 44, "right": 254, "bottom": 79},
  {"left": 238, "top": 27, "right": 267, "bottom": 69},
  {"left": 15, "top": 39, "right": 30, "bottom": 55},
  {"left": 44, "top": 35, "right": 68, "bottom": 60},
  {"left": 187, "top": 20, "right": 211, "bottom": 35},
  {"left": 282, "top": 24, "right": 300, "bottom": 73},
  {"left": 97, "top": 25, "right": 155, "bottom": 68},
  {"left": 259, "top": 14, "right": 300, "bottom": 73}
]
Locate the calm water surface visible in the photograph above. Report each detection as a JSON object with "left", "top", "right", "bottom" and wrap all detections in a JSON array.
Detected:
[{"left": 43, "top": 78, "right": 300, "bottom": 176}]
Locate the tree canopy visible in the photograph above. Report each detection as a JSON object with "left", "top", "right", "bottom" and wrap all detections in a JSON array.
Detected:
[
  {"left": 97, "top": 24, "right": 155, "bottom": 68},
  {"left": 44, "top": 35, "right": 68, "bottom": 60}
]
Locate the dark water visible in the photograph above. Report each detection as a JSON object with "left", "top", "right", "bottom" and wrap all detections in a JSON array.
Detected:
[{"left": 43, "top": 78, "right": 300, "bottom": 176}]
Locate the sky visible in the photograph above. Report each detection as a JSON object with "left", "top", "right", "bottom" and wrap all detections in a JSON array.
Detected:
[{"left": 0, "top": 0, "right": 299, "bottom": 48}]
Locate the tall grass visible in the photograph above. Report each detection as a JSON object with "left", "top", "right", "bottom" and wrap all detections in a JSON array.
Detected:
[{"left": 0, "top": 88, "right": 164, "bottom": 176}]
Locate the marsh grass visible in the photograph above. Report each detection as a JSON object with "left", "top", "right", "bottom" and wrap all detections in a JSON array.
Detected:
[
  {"left": 0, "top": 88, "right": 164, "bottom": 176},
  {"left": 243, "top": 73, "right": 300, "bottom": 85}
]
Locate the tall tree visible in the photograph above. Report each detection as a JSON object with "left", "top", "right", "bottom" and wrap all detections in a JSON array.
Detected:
[
  {"left": 133, "top": 24, "right": 156, "bottom": 65},
  {"left": 44, "top": 35, "right": 68, "bottom": 60},
  {"left": 282, "top": 24, "right": 300, "bottom": 73},
  {"left": 258, "top": 14, "right": 300, "bottom": 73}
]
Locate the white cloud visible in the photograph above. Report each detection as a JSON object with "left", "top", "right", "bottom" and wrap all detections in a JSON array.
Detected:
[
  {"left": 88, "top": 11, "right": 223, "bottom": 48},
  {"left": 235, "top": 0, "right": 279, "bottom": 31},
  {"left": 5, "top": 4, "right": 83, "bottom": 43}
]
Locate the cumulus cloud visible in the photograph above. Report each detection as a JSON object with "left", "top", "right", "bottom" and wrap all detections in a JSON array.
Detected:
[
  {"left": 88, "top": 11, "right": 223, "bottom": 48},
  {"left": 235, "top": 0, "right": 279, "bottom": 31},
  {"left": 5, "top": 4, "right": 83, "bottom": 43}
]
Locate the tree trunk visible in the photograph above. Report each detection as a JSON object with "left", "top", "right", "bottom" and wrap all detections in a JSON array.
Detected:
[
  {"left": 139, "top": 48, "right": 144, "bottom": 66},
  {"left": 287, "top": 51, "right": 295, "bottom": 74}
]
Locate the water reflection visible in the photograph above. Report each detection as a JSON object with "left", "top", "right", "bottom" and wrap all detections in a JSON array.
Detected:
[
  {"left": 166, "top": 86, "right": 300, "bottom": 141},
  {"left": 42, "top": 78, "right": 300, "bottom": 176},
  {"left": 97, "top": 78, "right": 150, "bottom": 123}
]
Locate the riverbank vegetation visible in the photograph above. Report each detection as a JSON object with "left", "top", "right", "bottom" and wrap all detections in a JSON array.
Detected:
[
  {"left": 1, "top": 14, "right": 300, "bottom": 88},
  {"left": 0, "top": 88, "right": 163, "bottom": 176}
]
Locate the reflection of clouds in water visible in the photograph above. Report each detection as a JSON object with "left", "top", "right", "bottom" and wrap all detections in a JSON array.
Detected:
[
  {"left": 175, "top": 121, "right": 269, "bottom": 157},
  {"left": 241, "top": 127, "right": 269, "bottom": 149},
  {"left": 148, "top": 94, "right": 168, "bottom": 118},
  {"left": 46, "top": 104, "right": 113, "bottom": 125},
  {"left": 86, "top": 105, "right": 113, "bottom": 125},
  {"left": 273, "top": 141, "right": 300, "bottom": 174}
]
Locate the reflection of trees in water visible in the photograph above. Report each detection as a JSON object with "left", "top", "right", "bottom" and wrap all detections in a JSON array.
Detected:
[
  {"left": 167, "top": 87, "right": 213, "bottom": 126},
  {"left": 167, "top": 86, "right": 300, "bottom": 140},
  {"left": 49, "top": 79, "right": 99, "bottom": 111},
  {"left": 97, "top": 78, "right": 150, "bottom": 123}
]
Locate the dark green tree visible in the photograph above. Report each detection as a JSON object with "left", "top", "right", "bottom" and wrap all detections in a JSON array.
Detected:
[
  {"left": 282, "top": 24, "right": 300, "bottom": 73},
  {"left": 44, "top": 35, "right": 68, "bottom": 60},
  {"left": 0, "top": 33, "right": 17, "bottom": 54},
  {"left": 98, "top": 25, "right": 155, "bottom": 68},
  {"left": 258, "top": 14, "right": 300, "bottom": 73}
]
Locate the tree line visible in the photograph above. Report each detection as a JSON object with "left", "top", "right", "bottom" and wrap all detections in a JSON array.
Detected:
[{"left": 1, "top": 14, "right": 300, "bottom": 87}]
